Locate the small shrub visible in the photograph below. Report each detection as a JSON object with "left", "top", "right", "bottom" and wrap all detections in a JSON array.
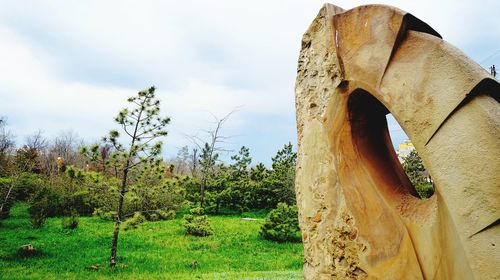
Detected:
[
  {"left": 402, "top": 150, "right": 435, "bottom": 199},
  {"left": 260, "top": 203, "right": 301, "bottom": 243},
  {"left": 182, "top": 208, "right": 213, "bottom": 237},
  {"left": 122, "top": 212, "right": 145, "bottom": 231},
  {"left": 142, "top": 209, "right": 176, "bottom": 221},
  {"left": 15, "top": 173, "right": 45, "bottom": 201},
  {"left": 149, "top": 213, "right": 159, "bottom": 221},
  {"left": 416, "top": 183, "right": 434, "bottom": 199},
  {"left": 61, "top": 215, "right": 79, "bottom": 230},
  {"left": 28, "top": 187, "right": 59, "bottom": 228},
  {"left": 69, "top": 190, "right": 93, "bottom": 216},
  {"left": 182, "top": 215, "right": 214, "bottom": 237},
  {"left": 157, "top": 209, "right": 176, "bottom": 220},
  {"left": 190, "top": 207, "right": 204, "bottom": 216}
]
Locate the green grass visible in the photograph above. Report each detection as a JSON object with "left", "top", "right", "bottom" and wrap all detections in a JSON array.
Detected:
[{"left": 0, "top": 204, "right": 303, "bottom": 279}]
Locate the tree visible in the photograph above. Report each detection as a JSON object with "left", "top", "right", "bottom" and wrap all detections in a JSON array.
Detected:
[
  {"left": 0, "top": 117, "right": 15, "bottom": 176},
  {"left": 216, "top": 146, "right": 252, "bottom": 212},
  {"left": 188, "top": 111, "right": 234, "bottom": 208},
  {"left": 0, "top": 118, "right": 16, "bottom": 218},
  {"left": 250, "top": 163, "right": 268, "bottom": 182},
  {"left": 402, "top": 150, "right": 434, "bottom": 198},
  {"left": 25, "top": 130, "right": 47, "bottom": 151},
  {"left": 247, "top": 163, "right": 271, "bottom": 209},
  {"left": 229, "top": 146, "right": 251, "bottom": 180},
  {"left": 198, "top": 142, "right": 218, "bottom": 208},
  {"left": 52, "top": 130, "right": 82, "bottom": 162},
  {"left": 266, "top": 143, "right": 297, "bottom": 206},
  {"left": 16, "top": 131, "right": 47, "bottom": 174},
  {"left": 15, "top": 131, "right": 50, "bottom": 174},
  {"left": 40, "top": 130, "right": 85, "bottom": 175},
  {"left": 81, "top": 86, "right": 170, "bottom": 267},
  {"left": 195, "top": 162, "right": 226, "bottom": 213},
  {"left": 81, "top": 143, "right": 113, "bottom": 175},
  {"left": 190, "top": 148, "right": 198, "bottom": 177},
  {"left": 170, "top": 146, "right": 190, "bottom": 176}
]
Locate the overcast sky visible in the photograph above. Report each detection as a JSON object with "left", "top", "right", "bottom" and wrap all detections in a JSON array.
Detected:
[{"left": 0, "top": 0, "right": 498, "bottom": 165}]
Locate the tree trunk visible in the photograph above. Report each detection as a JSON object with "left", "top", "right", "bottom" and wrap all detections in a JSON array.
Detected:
[
  {"left": 191, "top": 148, "right": 197, "bottom": 177},
  {"left": 109, "top": 99, "right": 143, "bottom": 267},
  {"left": 200, "top": 181, "right": 205, "bottom": 208},
  {"left": 0, "top": 181, "right": 14, "bottom": 218},
  {"left": 109, "top": 170, "right": 128, "bottom": 267}
]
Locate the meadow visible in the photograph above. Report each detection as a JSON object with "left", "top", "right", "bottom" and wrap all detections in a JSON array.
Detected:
[{"left": 0, "top": 204, "right": 303, "bottom": 280}]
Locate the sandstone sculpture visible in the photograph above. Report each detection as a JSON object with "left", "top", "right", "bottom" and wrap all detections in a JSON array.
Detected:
[{"left": 295, "top": 4, "right": 499, "bottom": 279}]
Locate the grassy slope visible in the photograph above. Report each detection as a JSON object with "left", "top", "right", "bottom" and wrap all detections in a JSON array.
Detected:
[{"left": 0, "top": 204, "right": 303, "bottom": 279}]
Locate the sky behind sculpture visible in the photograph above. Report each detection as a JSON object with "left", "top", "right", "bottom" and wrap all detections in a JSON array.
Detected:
[{"left": 0, "top": 0, "right": 498, "bottom": 164}]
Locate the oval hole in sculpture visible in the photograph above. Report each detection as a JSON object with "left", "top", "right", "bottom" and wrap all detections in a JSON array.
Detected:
[
  {"left": 348, "top": 89, "right": 434, "bottom": 199},
  {"left": 386, "top": 115, "right": 435, "bottom": 199}
]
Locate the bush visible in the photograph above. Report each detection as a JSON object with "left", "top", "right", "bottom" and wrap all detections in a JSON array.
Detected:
[
  {"left": 14, "top": 173, "right": 45, "bottom": 201},
  {"left": 260, "top": 203, "right": 301, "bottom": 243},
  {"left": 144, "top": 210, "right": 175, "bottom": 221},
  {"left": 416, "top": 183, "right": 434, "bottom": 199},
  {"left": 189, "top": 207, "right": 204, "bottom": 216},
  {"left": 28, "top": 187, "right": 60, "bottom": 228},
  {"left": 61, "top": 215, "right": 79, "bottom": 229},
  {"left": 23, "top": 172, "right": 92, "bottom": 221},
  {"left": 68, "top": 190, "right": 93, "bottom": 216},
  {"left": 402, "top": 150, "right": 435, "bottom": 199},
  {"left": 122, "top": 212, "right": 145, "bottom": 231},
  {"left": 156, "top": 209, "right": 176, "bottom": 220},
  {"left": 1, "top": 173, "right": 46, "bottom": 219},
  {"left": 149, "top": 213, "right": 159, "bottom": 221},
  {"left": 183, "top": 215, "right": 214, "bottom": 237},
  {"left": 182, "top": 208, "right": 213, "bottom": 237}
]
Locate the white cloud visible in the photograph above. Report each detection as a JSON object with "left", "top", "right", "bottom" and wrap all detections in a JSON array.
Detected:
[{"left": 0, "top": 0, "right": 498, "bottom": 163}]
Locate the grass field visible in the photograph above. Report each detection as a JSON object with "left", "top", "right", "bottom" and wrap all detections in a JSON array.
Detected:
[{"left": 0, "top": 204, "right": 303, "bottom": 279}]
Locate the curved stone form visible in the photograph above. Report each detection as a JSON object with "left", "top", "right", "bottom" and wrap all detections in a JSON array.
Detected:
[{"left": 295, "top": 4, "right": 499, "bottom": 279}]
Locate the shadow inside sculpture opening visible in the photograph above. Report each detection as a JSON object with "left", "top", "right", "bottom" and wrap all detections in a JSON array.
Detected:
[{"left": 347, "top": 89, "right": 434, "bottom": 200}]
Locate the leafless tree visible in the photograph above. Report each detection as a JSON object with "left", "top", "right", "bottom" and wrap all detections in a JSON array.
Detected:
[
  {"left": 25, "top": 130, "right": 48, "bottom": 151},
  {"left": 165, "top": 146, "right": 189, "bottom": 176},
  {"left": 0, "top": 118, "right": 15, "bottom": 153},
  {"left": 186, "top": 110, "right": 236, "bottom": 207},
  {"left": 42, "top": 130, "right": 85, "bottom": 174},
  {"left": 0, "top": 117, "right": 15, "bottom": 175}
]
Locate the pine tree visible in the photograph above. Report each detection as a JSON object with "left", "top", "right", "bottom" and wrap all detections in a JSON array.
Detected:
[
  {"left": 267, "top": 143, "right": 297, "bottom": 206},
  {"left": 81, "top": 86, "right": 170, "bottom": 267}
]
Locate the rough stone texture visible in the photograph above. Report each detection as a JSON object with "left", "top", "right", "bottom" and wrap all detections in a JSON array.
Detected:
[{"left": 295, "top": 4, "right": 499, "bottom": 280}]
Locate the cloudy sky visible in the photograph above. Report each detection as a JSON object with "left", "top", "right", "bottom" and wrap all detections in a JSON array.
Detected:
[{"left": 0, "top": 0, "right": 498, "bottom": 164}]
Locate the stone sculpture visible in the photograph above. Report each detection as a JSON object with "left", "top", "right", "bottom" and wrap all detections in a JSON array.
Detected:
[{"left": 295, "top": 4, "right": 499, "bottom": 279}]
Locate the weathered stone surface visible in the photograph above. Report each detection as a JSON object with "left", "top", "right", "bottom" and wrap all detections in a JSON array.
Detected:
[{"left": 295, "top": 4, "right": 499, "bottom": 279}]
